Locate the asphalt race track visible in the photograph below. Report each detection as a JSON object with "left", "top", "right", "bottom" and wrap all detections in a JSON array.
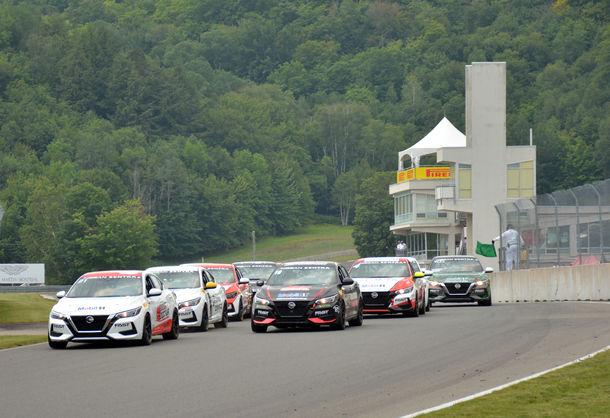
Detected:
[{"left": 2, "top": 301, "right": 610, "bottom": 418}]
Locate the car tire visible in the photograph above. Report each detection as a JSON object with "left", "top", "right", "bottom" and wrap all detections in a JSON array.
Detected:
[
  {"left": 478, "top": 296, "right": 493, "bottom": 306},
  {"left": 163, "top": 309, "right": 180, "bottom": 340},
  {"left": 214, "top": 304, "right": 229, "bottom": 328},
  {"left": 410, "top": 293, "right": 420, "bottom": 317},
  {"left": 331, "top": 304, "right": 346, "bottom": 330},
  {"left": 418, "top": 294, "right": 426, "bottom": 315},
  {"left": 48, "top": 335, "right": 67, "bottom": 349},
  {"left": 348, "top": 300, "right": 364, "bottom": 327},
  {"left": 232, "top": 298, "right": 245, "bottom": 322},
  {"left": 140, "top": 315, "right": 152, "bottom": 345},
  {"left": 425, "top": 296, "right": 431, "bottom": 312},
  {"left": 197, "top": 305, "right": 209, "bottom": 332},
  {"left": 251, "top": 320, "right": 267, "bottom": 333}
]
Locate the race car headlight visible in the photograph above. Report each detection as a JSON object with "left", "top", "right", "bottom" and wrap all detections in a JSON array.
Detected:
[
  {"left": 395, "top": 286, "right": 414, "bottom": 295},
  {"left": 226, "top": 291, "right": 238, "bottom": 299},
  {"left": 254, "top": 295, "right": 270, "bottom": 306},
  {"left": 51, "top": 311, "right": 68, "bottom": 320},
  {"left": 179, "top": 297, "right": 201, "bottom": 308},
  {"left": 113, "top": 306, "right": 142, "bottom": 320},
  {"left": 429, "top": 281, "right": 440, "bottom": 287},
  {"left": 475, "top": 280, "right": 488, "bottom": 287},
  {"left": 313, "top": 294, "right": 339, "bottom": 307}
]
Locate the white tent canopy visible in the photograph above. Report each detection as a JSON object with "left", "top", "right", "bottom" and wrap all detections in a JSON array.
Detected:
[{"left": 398, "top": 117, "right": 466, "bottom": 170}]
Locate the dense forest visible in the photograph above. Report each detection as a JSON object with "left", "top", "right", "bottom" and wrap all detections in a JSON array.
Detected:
[{"left": 1, "top": 0, "right": 609, "bottom": 283}]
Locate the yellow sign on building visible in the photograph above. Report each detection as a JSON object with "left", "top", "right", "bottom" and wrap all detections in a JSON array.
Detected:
[{"left": 397, "top": 167, "right": 450, "bottom": 183}]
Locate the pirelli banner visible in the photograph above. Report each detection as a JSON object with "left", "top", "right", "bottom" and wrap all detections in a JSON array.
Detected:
[
  {"left": 397, "top": 167, "right": 451, "bottom": 183},
  {"left": 0, "top": 264, "right": 45, "bottom": 284}
]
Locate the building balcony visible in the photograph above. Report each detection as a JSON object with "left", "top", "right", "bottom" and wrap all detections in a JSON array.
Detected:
[{"left": 390, "top": 166, "right": 452, "bottom": 195}]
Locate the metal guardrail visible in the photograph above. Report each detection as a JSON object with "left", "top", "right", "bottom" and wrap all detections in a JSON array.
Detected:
[{"left": 0, "top": 285, "right": 69, "bottom": 294}]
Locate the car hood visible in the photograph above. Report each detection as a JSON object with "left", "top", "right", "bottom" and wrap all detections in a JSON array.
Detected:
[
  {"left": 261, "top": 284, "right": 337, "bottom": 302},
  {"left": 430, "top": 272, "right": 488, "bottom": 283},
  {"left": 52, "top": 296, "right": 145, "bottom": 315},
  {"left": 170, "top": 288, "right": 202, "bottom": 303},
  {"left": 352, "top": 277, "right": 410, "bottom": 292}
]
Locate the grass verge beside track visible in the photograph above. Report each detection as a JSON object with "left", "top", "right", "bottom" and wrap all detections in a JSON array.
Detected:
[
  {"left": 414, "top": 349, "right": 610, "bottom": 417},
  {"left": 0, "top": 335, "right": 47, "bottom": 349},
  {"left": 0, "top": 293, "right": 57, "bottom": 323}
]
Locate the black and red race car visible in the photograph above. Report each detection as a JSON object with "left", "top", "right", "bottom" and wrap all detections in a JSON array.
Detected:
[{"left": 251, "top": 261, "right": 364, "bottom": 332}]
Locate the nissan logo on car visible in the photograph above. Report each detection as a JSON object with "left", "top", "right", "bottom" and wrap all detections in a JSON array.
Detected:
[
  {"left": 86, "top": 316, "right": 94, "bottom": 324},
  {"left": 287, "top": 301, "right": 296, "bottom": 309},
  {"left": 371, "top": 292, "right": 378, "bottom": 299}
]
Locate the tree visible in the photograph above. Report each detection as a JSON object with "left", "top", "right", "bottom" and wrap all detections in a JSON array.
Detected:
[
  {"left": 352, "top": 172, "right": 397, "bottom": 257},
  {"left": 332, "top": 171, "right": 358, "bottom": 227},
  {"left": 75, "top": 200, "right": 157, "bottom": 271}
]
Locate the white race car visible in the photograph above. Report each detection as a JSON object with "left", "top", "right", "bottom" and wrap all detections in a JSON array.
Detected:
[
  {"left": 48, "top": 270, "right": 180, "bottom": 349},
  {"left": 145, "top": 266, "right": 228, "bottom": 331},
  {"left": 348, "top": 257, "right": 429, "bottom": 317}
]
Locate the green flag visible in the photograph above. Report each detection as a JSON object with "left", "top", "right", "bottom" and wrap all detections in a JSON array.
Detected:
[{"left": 476, "top": 241, "right": 496, "bottom": 257}]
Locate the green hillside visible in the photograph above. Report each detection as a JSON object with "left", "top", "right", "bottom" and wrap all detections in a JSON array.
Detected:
[{"left": 1, "top": 0, "right": 609, "bottom": 283}]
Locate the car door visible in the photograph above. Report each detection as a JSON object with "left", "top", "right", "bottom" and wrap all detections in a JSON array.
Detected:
[
  {"left": 201, "top": 269, "right": 222, "bottom": 321},
  {"left": 144, "top": 274, "right": 164, "bottom": 330},
  {"left": 338, "top": 265, "right": 358, "bottom": 318}
]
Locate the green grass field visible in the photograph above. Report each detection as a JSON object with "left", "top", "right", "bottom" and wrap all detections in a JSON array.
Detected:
[
  {"left": 0, "top": 293, "right": 57, "bottom": 323},
  {"left": 182, "top": 224, "right": 357, "bottom": 264}
]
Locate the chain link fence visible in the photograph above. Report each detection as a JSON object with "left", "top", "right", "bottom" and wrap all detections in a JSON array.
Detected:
[{"left": 495, "top": 179, "right": 610, "bottom": 270}]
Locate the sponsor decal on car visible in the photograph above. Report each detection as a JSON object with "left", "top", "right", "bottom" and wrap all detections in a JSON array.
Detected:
[
  {"left": 77, "top": 306, "right": 105, "bottom": 311},
  {"left": 277, "top": 292, "right": 310, "bottom": 299},
  {"left": 280, "top": 286, "right": 311, "bottom": 291},
  {"left": 157, "top": 303, "right": 170, "bottom": 321},
  {"left": 257, "top": 310, "right": 269, "bottom": 316},
  {"left": 315, "top": 310, "right": 329, "bottom": 316}
]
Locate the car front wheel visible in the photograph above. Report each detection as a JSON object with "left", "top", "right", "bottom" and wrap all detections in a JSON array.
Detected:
[
  {"left": 215, "top": 304, "right": 229, "bottom": 328},
  {"left": 197, "top": 306, "right": 209, "bottom": 332},
  {"left": 348, "top": 300, "right": 364, "bottom": 327},
  {"left": 140, "top": 315, "right": 152, "bottom": 345},
  {"left": 163, "top": 309, "right": 180, "bottom": 340},
  {"left": 48, "top": 335, "right": 67, "bottom": 349},
  {"left": 251, "top": 320, "right": 267, "bottom": 333}
]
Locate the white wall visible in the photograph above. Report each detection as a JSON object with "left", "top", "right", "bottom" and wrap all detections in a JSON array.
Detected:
[{"left": 490, "top": 264, "right": 610, "bottom": 302}]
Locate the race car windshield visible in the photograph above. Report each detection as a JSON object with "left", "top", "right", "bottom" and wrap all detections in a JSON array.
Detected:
[
  {"left": 67, "top": 276, "right": 143, "bottom": 297},
  {"left": 236, "top": 266, "right": 276, "bottom": 279},
  {"left": 157, "top": 272, "right": 199, "bottom": 289},
  {"left": 350, "top": 262, "right": 411, "bottom": 278},
  {"left": 267, "top": 267, "right": 337, "bottom": 286},
  {"left": 207, "top": 268, "right": 235, "bottom": 284},
  {"left": 429, "top": 258, "right": 483, "bottom": 273}
]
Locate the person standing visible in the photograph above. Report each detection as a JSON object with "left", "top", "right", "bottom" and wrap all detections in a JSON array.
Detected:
[{"left": 493, "top": 224, "right": 524, "bottom": 271}]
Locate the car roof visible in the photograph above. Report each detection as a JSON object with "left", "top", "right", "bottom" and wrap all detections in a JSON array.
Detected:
[
  {"left": 233, "top": 261, "right": 278, "bottom": 266},
  {"left": 431, "top": 256, "right": 478, "bottom": 260},
  {"left": 80, "top": 270, "right": 143, "bottom": 278},
  {"left": 279, "top": 261, "right": 339, "bottom": 268},
  {"left": 354, "top": 257, "right": 412, "bottom": 263},
  {"left": 182, "top": 263, "right": 233, "bottom": 269},
  {"left": 146, "top": 266, "right": 200, "bottom": 272}
]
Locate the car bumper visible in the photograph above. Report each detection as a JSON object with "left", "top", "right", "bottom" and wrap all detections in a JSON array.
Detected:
[
  {"left": 178, "top": 301, "right": 205, "bottom": 328},
  {"left": 429, "top": 283, "right": 490, "bottom": 303},
  {"left": 48, "top": 313, "right": 146, "bottom": 343},
  {"left": 251, "top": 302, "right": 343, "bottom": 328},
  {"left": 362, "top": 290, "right": 417, "bottom": 314}
]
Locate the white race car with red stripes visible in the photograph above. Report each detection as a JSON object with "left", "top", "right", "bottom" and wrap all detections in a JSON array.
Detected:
[
  {"left": 348, "top": 257, "right": 428, "bottom": 317},
  {"left": 48, "top": 270, "right": 179, "bottom": 349}
]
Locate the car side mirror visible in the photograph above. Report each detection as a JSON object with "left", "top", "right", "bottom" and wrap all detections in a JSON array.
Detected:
[
  {"left": 239, "top": 278, "right": 250, "bottom": 284},
  {"left": 256, "top": 280, "right": 265, "bottom": 286},
  {"left": 341, "top": 277, "right": 354, "bottom": 285},
  {"left": 413, "top": 272, "right": 425, "bottom": 278},
  {"left": 56, "top": 290, "right": 66, "bottom": 299},
  {"left": 205, "top": 282, "right": 217, "bottom": 289},
  {"left": 485, "top": 267, "right": 494, "bottom": 273},
  {"left": 149, "top": 288, "right": 162, "bottom": 296},
  {"left": 424, "top": 270, "right": 433, "bottom": 276}
]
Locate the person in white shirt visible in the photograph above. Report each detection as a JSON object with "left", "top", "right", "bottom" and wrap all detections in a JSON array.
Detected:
[{"left": 493, "top": 224, "right": 525, "bottom": 271}]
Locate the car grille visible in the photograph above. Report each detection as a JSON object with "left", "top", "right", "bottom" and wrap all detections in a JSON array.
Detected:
[
  {"left": 445, "top": 283, "right": 471, "bottom": 295},
  {"left": 70, "top": 315, "right": 109, "bottom": 332},
  {"left": 363, "top": 291, "right": 390, "bottom": 307},
  {"left": 275, "top": 301, "right": 310, "bottom": 317}
]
